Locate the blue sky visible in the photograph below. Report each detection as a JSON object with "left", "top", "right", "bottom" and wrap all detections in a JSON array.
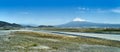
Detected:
[{"left": 0, "top": 0, "right": 120, "bottom": 25}]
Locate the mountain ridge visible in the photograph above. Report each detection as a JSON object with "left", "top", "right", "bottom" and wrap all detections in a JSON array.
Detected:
[
  {"left": 58, "top": 20, "right": 120, "bottom": 28},
  {"left": 0, "top": 21, "right": 21, "bottom": 27}
]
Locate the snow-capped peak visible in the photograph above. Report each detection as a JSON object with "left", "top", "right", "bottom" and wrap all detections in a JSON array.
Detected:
[{"left": 72, "top": 18, "right": 86, "bottom": 22}]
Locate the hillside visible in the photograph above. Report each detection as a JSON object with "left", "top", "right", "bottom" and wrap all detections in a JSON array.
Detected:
[{"left": 0, "top": 21, "right": 21, "bottom": 27}]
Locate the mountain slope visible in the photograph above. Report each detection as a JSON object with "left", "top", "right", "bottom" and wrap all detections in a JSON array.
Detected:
[
  {"left": 58, "top": 19, "right": 120, "bottom": 28},
  {"left": 0, "top": 21, "right": 21, "bottom": 27}
]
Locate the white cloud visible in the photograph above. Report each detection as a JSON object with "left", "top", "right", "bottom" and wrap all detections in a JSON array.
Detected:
[
  {"left": 78, "top": 7, "right": 106, "bottom": 13},
  {"left": 77, "top": 7, "right": 90, "bottom": 13},
  {"left": 111, "top": 8, "right": 120, "bottom": 13},
  {"left": 78, "top": 7, "right": 89, "bottom": 11},
  {"left": 73, "top": 17, "right": 86, "bottom": 22},
  {"left": 95, "top": 9, "right": 107, "bottom": 13},
  {"left": 96, "top": 8, "right": 120, "bottom": 13},
  {"left": 77, "top": 7, "right": 120, "bottom": 14}
]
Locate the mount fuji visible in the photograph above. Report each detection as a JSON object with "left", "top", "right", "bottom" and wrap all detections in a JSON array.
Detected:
[{"left": 58, "top": 18, "right": 120, "bottom": 28}]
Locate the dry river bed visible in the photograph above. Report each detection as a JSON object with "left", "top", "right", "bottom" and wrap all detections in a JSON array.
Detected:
[{"left": 0, "top": 30, "right": 120, "bottom": 52}]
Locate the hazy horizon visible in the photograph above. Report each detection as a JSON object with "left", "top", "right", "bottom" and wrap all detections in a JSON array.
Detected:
[{"left": 0, "top": 0, "right": 120, "bottom": 25}]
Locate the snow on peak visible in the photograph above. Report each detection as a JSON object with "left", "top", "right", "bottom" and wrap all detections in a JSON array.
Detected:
[{"left": 72, "top": 18, "right": 86, "bottom": 22}]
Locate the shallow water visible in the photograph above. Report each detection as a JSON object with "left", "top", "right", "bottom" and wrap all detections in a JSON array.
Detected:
[{"left": 50, "top": 31, "right": 120, "bottom": 41}]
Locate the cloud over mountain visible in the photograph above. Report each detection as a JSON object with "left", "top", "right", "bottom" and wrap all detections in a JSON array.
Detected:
[{"left": 72, "top": 17, "right": 86, "bottom": 22}]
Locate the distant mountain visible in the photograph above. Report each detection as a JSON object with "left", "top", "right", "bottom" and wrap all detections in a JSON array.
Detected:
[
  {"left": 38, "top": 25, "right": 54, "bottom": 28},
  {"left": 0, "top": 21, "right": 21, "bottom": 27},
  {"left": 58, "top": 18, "right": 120, "bottom": 28}
]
